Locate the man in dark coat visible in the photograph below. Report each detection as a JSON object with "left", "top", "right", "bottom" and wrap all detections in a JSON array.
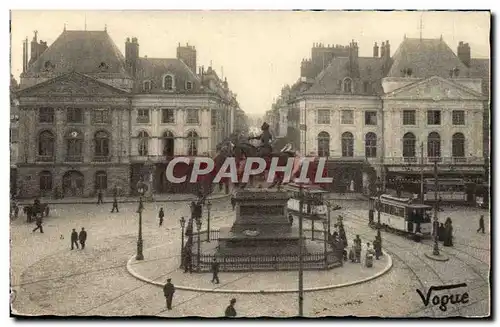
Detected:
[
  {"left": 373, "top": 237, "right": 382, "bottom": 260},
  {"left": 158, "top": 208, "right": 165, "bottom": 227},
  {"left": 97, "top": 190, "right": 103, "bottom": 205},
  {"left": 231, "top": 196, "right": 236, "bottom": 211},
  {"left": 79, "top": 228, "right": 87, "bottom": 249},
  {"left": 32, "top": 215, "right": 43, "bottom": 233},
  {"left": 477, "top": 215, "right": 485, "bottom": 234},
  {"left": 71, "top": 229, "right": 79, "bottom": 250},
  {"left": 224, "top": 298, "right": 237, "bottom": 317},
  {"left": 438, "top": 223, "right": 445, "bottom": 241},
  {"left": 163, "top": 278, "right": 175, "bottom": 310},
  {"left": 111, "top": 196, "right": 119, "bottom": 213},
  {"left": 211, "top": 258, "right": 220, "bottom": 284}
]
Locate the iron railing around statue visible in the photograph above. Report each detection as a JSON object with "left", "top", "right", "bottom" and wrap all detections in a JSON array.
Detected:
[{"left": 188, "top": 228, "right": 343, "bottom": 272}]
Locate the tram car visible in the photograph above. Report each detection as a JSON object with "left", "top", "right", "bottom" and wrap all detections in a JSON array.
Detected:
[
  {"left": 284, "top": 183, "right": 328, "bottom": 220},
  {"left": 423, "top": 178, "right": 467, "bottom": 203},
  {"left": 368, "top": 194, "right": 432, "bottom": 238}
]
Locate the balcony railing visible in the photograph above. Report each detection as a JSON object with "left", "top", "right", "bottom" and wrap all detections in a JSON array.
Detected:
[
  {"left": 36, "top": 155, "right": 54, "bottom": 162},
  {"left": 65, "top": 155, "right": 83, "bottom": 162},
  {"left": 384, "top": 156, "right": 484, "bottom": 165},
  {"left": 93, "top": 156, "right": 111, "bottom": 162}
]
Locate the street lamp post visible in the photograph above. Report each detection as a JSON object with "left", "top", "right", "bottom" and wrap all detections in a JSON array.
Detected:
[
  {"left": 432, "top": 159, "right": 440, "bottom": 256},
  {"left": 136, "top": 183, "right": 145, "bottom": 261},
  {"left": 322, "top": 219, "right": 328, "bottom": 268},
  {"left": 179, "top": 217, "right": 186, "bottom": 268},
  {"left": 206, "top": 200, "right": 212, "bottom": 242},
  {"left": 196, "top": 219, "right": 202, "bottom": 272},
  {"left": 298, "top": 183, "right": 304, "bottom": 316}
]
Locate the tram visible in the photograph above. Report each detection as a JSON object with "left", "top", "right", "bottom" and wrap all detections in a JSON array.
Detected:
[
  {"left": 423, "top": 178, "right": 467, "bottom": 202},
  {"left": 284, "top": 182, "right": 329, "bottom": 220},
  {"left": 369, "top": 194, "right": 433, "bottom": 238}
]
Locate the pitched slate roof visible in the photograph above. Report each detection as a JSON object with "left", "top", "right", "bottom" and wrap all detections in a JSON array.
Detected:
[
  {"left": 387, "top": 38, "right": 468, "bottom": 78},
  {"left": 303, "top": 57, "right": 385, "bottom": 95},
  {"left": 135, "top": 58, "right": 201, "bottom": 93},
  {"left": 26, "top": 30, "right": 129, "bottom": 77}
]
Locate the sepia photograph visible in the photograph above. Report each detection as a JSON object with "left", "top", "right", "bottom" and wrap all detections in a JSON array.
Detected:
[{"left": 8, "top": 10, "right": 491, "bottom": 318}]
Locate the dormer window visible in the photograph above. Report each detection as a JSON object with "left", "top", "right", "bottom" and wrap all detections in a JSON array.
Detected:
[
  {"left": 401, "top": 68, "right": 413, "bottom": 77},
  {"left": 98, "top": 62, "right": 109, "bottom": 72},
  {"left": 163, "top": 74, "right": 174, "bottom": 91},
  {"left": 44, "top": 61, "right": 54, "bottom": 72},
  {"left": 186, "top": 81, "right": 193, "bottom": 90},
  {"left": 143, "top": 80, "right": 152, "bottom": 92},
  {"left": 342, "top": 77, "right": 353, "bottom": 93}
]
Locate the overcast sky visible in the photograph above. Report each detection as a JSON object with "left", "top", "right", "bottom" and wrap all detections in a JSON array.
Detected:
[{"left": 11, "top": 11, "right": 490, "bottom": 115}]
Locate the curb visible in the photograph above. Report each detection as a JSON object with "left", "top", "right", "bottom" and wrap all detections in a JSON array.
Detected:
[
  {"left": 17, "top": 193, "right": 230, "bottom": 206},
  {"left": 126, "top": 250, "right": 393, "bottom": 294}
]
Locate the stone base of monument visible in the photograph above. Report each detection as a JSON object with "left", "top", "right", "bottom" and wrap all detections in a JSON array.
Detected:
[{"left": 210, "top": 188, "right": 337, "bottom": 270}]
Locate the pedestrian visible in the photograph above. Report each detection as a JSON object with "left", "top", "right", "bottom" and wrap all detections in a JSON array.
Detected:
[
  {"left": 288, "top": 214, "right": 293, "bottom": 226},
  {"left": 158, "top": 208, "right": 165, "bottom": 227},
  {"left": 231, "top": 196, "right": 236, "bottom": 211},
  {"left": 354, "top": 235, "right": 362, "bottom": 263},
  {"left": 32, "top": 215, "right": 43, "bottom": 233},
  {"left": 373, "top": 237, "right": 381, "bottom": 260},
  {"left": 438, "top": 223, "right": 445, "bottom": 242},
  {"left": 348, "top": 241, "right": 356, "bottom": 263},
  {"left": 14, "top": 204, "right": 19, "bottom": 219},
  {"left": 111, "top": 196, "right": 119, "bottom": 213},
  {"left": 444, "top": 218, "right": 453, "bottom": 247},
  {"left": 477, "top": 215, "right": 485, "bottom": 234},
  {"left": 71, "top": 228, "right": 79, "bottom": 250},
  {"left": 211, "top": 258, "right": 220, "bottom": 284},
  {"left": 163, "top": 278, "right": 175, "bottom": 310},
  {"left": 224, "top": 298, "right": 237, "bottom": 317},
  {"left": 79, "top": 227, "right": 87, "bottom": 249},
  {"left": 97, "top": 189, "right": 103, "bottom": 205},
  {"left": 365, "top": 243, "right": 375, "bottom": 268}
]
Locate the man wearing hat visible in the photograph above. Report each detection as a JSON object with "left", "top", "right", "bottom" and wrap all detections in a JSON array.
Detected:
[
  {"left": 224, "top": 298, "right": 237, "bottom": 317},
  {"left": 163, "top": 278, "right": 176, "bottom": 310},
  {"left": 248, "top": 122, "right": 273, "bottom": 157}
]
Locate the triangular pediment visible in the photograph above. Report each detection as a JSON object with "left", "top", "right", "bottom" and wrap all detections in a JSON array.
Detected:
[
  {"left": 383, "top": 76, "right": 484, "bottom": 101},
  {"left": 17, "top": 71, "right": 129, "bottom": 97}
]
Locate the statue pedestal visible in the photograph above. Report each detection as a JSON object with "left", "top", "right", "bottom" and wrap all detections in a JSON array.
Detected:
[{"left": 217, "top": 189, "right": 302, "bottom": 256}]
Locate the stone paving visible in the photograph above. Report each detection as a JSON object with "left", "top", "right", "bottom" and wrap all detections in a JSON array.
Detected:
[{"left": 10, "top": 197, "right": 491, "bottom": 317}]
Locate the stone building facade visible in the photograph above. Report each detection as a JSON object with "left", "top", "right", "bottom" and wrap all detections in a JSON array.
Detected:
[
  {"left": 277, "top": 37, "right": 489, "bottom": 194},
  {"left": 15, "top": 29, "right": 240, "bottom": 198}
]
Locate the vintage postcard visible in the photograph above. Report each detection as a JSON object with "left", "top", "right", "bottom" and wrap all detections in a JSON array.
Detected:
[{"left": 9, "top": 10, "right": 490, "bottom": 318}]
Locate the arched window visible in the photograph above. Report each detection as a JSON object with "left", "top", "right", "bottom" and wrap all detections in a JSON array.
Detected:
[
  {"left": 65, "top": 130, "right": 83, "bottom": 162},
  {"left": 402, "top": 132, "right": 416, "bottom": 158},
  {"left": 143, "top": 80, "right": 152, "bottom": 92},
  {"left": 365, "top": 132, "right": 377, "bottom": 158},
  {"left": 343, "top": 77, "right": 353, "bottom": 93},
  {"left": 452, "top": 133, "right": 465, "bottom": 157},
  {"left": 427, "top": 132, "right": 441, "bottom": 158},
  {"left": 317, "top": 132, "right": 330, "bottom": 157},
  {"left": 138, "top": 131, "right": 149, "bottom": 156},
  {"left": 162, "top": 130, "right": 175, "bottom": 157},
  {"left": 341, "top": 132, "right": 354, "bottom": 157},
  {"left": 163, "top": 75, "right": 174, "bottom": 90},
  {"left": 38, "top": 130, "right": 55, "bottom": 158},
  {"left": 94, "top": 131, "right": 110, "bottom": 158},
  {"left": 39, "top": 171, "right": 53, "bottom": 191},
  {"left": 95, "top": 171, "right": 108, "bottom": 190},
  {"left": 187, "top": 131, "right": 198, "bottom": 156}
]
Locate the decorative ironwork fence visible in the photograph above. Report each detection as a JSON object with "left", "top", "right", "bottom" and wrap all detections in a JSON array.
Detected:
[{"left": 187, "top": 228, "right": 343, "bottom": 272}]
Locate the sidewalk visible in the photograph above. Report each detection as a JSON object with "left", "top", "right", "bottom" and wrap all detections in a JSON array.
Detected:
[{"left": 16, "top": 192, "right": 230, "bottom": 206}]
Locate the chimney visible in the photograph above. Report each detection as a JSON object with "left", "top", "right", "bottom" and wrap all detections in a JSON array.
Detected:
[
  {"left": 457, "top": 41, "right": 471, "bottom": 67},
  {"left": 177, "top": 43, "right": 197, "bottom": 73},
  {"left": 348, "top": 40, "right": 360, "bottom": 78},
  {"left": 384, "top": 40, "right": 391, "bottom": 58},
  {"left": 125, "top": 37, "right": 139, "bottom": 77},
  {"left": 373, "top": 42, "right": 379, "bottom": 57},
  {"left": 29, "top": 31, "right": 41, "bottom": 65},
  {"left": 380, "top": 42, "right": 386, "bottom": 58}
]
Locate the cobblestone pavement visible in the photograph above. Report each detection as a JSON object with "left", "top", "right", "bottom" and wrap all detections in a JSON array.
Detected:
[{"left": 11, "top": 198, "right": 490, "bottom": 317}]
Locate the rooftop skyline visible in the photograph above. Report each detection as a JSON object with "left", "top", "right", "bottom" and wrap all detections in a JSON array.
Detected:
[{"left": 11, "top": 11, "right": 490, "bottom": 115}]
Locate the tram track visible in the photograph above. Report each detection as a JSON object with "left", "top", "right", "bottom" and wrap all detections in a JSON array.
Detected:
[{"left": 338, "top": 208, "right": 490, "bottom": 316}]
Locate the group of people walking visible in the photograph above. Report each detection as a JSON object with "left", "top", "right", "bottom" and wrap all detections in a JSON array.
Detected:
[
  {"left": 347, "top": 234, "right": 382, "bottom": 268},
  {"left": 70, "top": 228, "right": 87, "bottom": 250}
]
